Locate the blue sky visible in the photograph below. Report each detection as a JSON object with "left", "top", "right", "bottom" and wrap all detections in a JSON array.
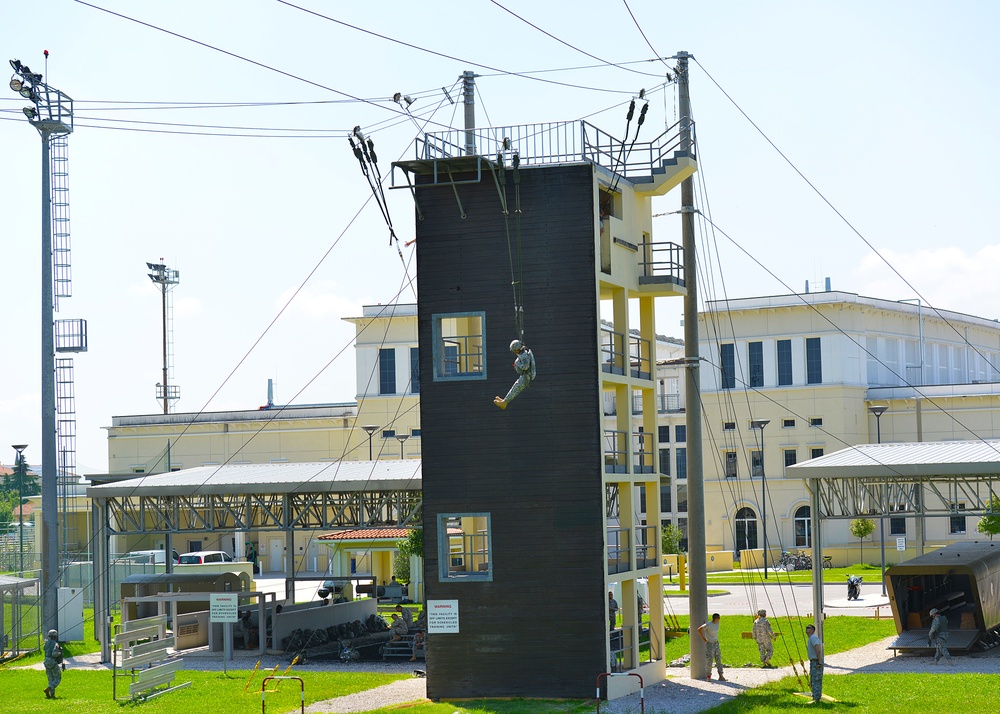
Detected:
[{"left": 2, "top": 1, "right": 998, "bottom": 472}]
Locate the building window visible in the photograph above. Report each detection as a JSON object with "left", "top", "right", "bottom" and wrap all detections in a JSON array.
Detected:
[
  {"left": 751, "top": 450, "right": 763, "bottom": 478},
  {"left": 411, "top": 428, "right": 421, "bottom": 437},
  {"left": 811, "top": 448, "right": 824, "bottom": 459},
  {"left": 432, "top": 312, "right": 486, "bottom": 381},
  {"left": 950, "top": 504, "right": 966, "bottom": 534},
  {"left": 382, "top": 429, "right": 396, "bottom": 439},
  {"left": 782, "top": 418, "right": 795, "bottom": 428},
  {"left": 735, "top": 507, "right": 758, "bottom": 551},
  {"left": 660, "top": 479, "right": 672, "bottom": 512},
  {"left": 659, "top": 448, "right": 670, "bottom": 476},
  {"left": 777, "top": 339, "right": 792, "bottom": 386},
  {"left": 749, "top": 341, "right": 763, "bottom": 387},
  {"left": 658, "top": 425, "right": 670, "bottom": 442},
  {"left": 438, "top": 513, "right": 492, "bottom": 581},
  {"left": 890, "top": 514, "right": 906, "bottom": 535},
  {"left": 723, "top": 421, "right": 736, "bottom": 431},
  {"left": 810, "top": 417, "right": 823, "bottom": 427},
  {"left": 676, "top": 485, "right": 688, "bottom": 513},
  {"left": 724, "top": 451, "right": 738, "bottom": 478},
  {"left": 676, "top": 448, "right": 687, "bottom": 479},
  {"left": 721, "top": 343, "right": 736, "bottom": 389},
  {"left": 410, "top": 347, "right": 420, "bottom": 394},
  {"left": 806, "top": 337, "right": 822, "bottom": 384},
  {"left": 675, "top": 425, "right": 686, "bottom": 443},
  {"left": 784, "top": 449, "right": 797, "bottom": 471},
  {"left": 794, "top": 505, "right": 811, "bottom": 547},
  {"left": 379, "top": 348, "right": 396, "bottom": 394}
]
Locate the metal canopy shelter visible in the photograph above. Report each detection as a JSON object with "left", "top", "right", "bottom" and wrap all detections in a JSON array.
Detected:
[
  {"left": 87, "top": 460, "right": 421, "bottom": 662},
  {"left": 790, "top": 440, "right": 1000, "bottom": 641}
]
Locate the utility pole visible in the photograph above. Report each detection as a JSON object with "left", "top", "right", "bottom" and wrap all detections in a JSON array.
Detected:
[
  {"left": 462, "top": 70, "right": 477, "bottom": 156},
  {"left": 675, "top": 50, "right": 708, "bottom": 680}
]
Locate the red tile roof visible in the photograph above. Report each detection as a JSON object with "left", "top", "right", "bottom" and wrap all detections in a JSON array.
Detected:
[
  {"left": 317, "top": 528, "right": 411, "bottom": 541},
  {"left": 13, "top": 502, "right": 35, "bottom": 518}
]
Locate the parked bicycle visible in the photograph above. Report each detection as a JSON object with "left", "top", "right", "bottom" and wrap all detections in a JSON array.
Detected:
[{"left": 774, "top": 550, "right": 812, "bottom": 571}]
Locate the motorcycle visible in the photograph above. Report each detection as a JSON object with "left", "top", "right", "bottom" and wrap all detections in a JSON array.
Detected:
[{"left": 847, "top": 574, "right": 863, "bottom": 600}]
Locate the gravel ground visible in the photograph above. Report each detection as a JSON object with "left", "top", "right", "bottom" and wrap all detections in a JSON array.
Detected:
[{"left": 22, "top": 638, "right": 1000, "bottom": 713}]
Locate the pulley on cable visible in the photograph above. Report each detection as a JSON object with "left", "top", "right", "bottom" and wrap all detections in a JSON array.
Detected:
[
  {"left": 348, "top": 126, "right": 410, "bottom": 261},
  {"left": 607, "top": 88, "right": 649, "bottom": 196}
]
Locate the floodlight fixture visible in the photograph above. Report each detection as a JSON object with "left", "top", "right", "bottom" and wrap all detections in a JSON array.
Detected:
[
  {"left": 10, "top": 77, "right": 22, "bottom": 92},
  {"left": 22, "top": 107, "right": 34, "bottom": 119},
  {"left": 9, "top": 58, "right": 22, "bottom": 72},
  {"left": 19, "top": 86, "right": 31, "bottom": 98}
]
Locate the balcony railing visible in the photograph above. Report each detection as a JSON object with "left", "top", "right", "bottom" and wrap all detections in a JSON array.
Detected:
[
  {"left": 610, "top": 625, "right": 634, "bottom": 672},
  {"left": 601, "top": 327, "right": 626, "bottom": 375},
  {"left": 632, "top": 430, "right": 654, "bottom": 473},
  {"left": 629, "top": 335, "right": 652, "bottom": 380},
  {"left": 635, "top": 525, "right": 657, "bottom": 568},
  {"left": 604, "top": 430, "right": 628, "bottom": 474},
  {"left": 657, "top": 393, "right": 682, "bottom": 412},
  {"left": 607, "top": 527, "right": 631, "bottom": 574},
  {"left": 639, "top": 239, "right": 685, "bottom": 287}
]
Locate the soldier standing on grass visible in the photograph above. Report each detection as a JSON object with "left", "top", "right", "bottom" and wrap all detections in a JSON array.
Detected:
[
  {"left": 698, "top": 613, "right": 726, "bottom": 681},
  {"left": 752, "top": 609, "right": 777, "bottom": 667},
  {"left": 806, "top": 624, "right": 824, "bottom": 702},
  {"left": 43, "top": 629, "right": 64, "bottom": 699}
]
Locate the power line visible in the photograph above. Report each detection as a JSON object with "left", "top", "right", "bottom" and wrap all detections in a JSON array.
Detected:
[
  {"left": 274, "top": 0, "right": 637, "bottom": 95},
  {"left": 488, "top": 0, "right": 665, "bottom": 78}
]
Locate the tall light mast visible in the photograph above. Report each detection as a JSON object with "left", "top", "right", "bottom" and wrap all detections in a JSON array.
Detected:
[{"left": 147, "top": 261, "right": 181, "bottom": 414}]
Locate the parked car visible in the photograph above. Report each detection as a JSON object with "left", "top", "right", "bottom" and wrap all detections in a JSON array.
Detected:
[{"left": 178, "top": 550, "right": 233, "bottom": 564}]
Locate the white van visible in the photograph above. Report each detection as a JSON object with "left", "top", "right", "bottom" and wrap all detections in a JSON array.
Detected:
[{"left": 178, "top": 550, "right": 233, "bottom": 565}]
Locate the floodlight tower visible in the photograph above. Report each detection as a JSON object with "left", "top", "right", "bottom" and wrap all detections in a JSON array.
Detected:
[
  {"left": 147, "top": 261, "right": 181, "bottom": 413},
  {"left": 9, "top": 55, "right": 87, "bottom": 634}
]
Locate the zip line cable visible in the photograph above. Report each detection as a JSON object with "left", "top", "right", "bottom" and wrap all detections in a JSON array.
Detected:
[
  {"left": 275, "top": 0, "right": 639, "bottom": 96},
  {"left": 691, "top": 56, "right": 1000, "bottom": 380},
  {"left": 487, "top": 0, "right": 666, "bottom": 79}
]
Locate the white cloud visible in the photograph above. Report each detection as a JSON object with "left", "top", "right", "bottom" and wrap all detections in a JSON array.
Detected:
[{"left": 854, "top": 244, "right": 1000, "bottom": 320}]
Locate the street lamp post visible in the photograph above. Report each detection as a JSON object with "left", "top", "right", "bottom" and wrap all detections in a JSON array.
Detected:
[
  {"left": 362, "top": 425, "right": 380, "bottom": 461},
  {"left": 395, "top": 434, "right": 410, "bottom": 459},
  {"left": 11, "top": 445, "right": 28, "bottom": 575},
  {"left": 750, "top": 419, "right": 770, "bottom": 578},
  {"left": 869, "top": 405, "right": 888, "bottom": 595}
]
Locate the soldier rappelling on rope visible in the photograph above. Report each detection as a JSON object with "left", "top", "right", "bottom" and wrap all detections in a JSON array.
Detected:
[{"left": 494, "top": 339, "right": 535, "bottom": 410}]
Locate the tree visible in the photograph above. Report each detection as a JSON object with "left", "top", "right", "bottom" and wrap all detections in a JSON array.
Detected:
[
  {"left": 977, "top": 495, "right": 1000, "bottom": 540},
  {"left": 395, "top": 528, "right": 423, "bottom": 583},
  {"left": 850, "top": 518, "right": 876, "bottom": 565},
  {"left": 3, "top": 458, "right": 39, "bottom": 498},
  {"left": 662, "top": 523, "right": 683, "bottom": 555}
]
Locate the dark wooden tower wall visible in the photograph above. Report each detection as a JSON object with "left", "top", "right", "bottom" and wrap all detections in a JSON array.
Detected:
[{"left": 415, "top": 163, "right": 606, "bottom": 699}]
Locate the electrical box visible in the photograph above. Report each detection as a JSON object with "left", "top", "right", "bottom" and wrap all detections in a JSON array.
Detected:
[{"left": 57, "top": 587, "right": 85, "bottom": 641}]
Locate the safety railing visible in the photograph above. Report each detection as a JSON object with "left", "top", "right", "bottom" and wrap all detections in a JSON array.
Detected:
[
  {"left": 632, "top": 430, "right": 654, "bottom": 474},
  {"left": 607, "top": 527, "right": 631, "bottom": 574},
  {"left": 629, "top": 334, "right": 652, "bottom": 380},
  {"left": 657, "top": 393, "right": 682, "bottom": 412},
  {"left": 635, "top": 525, "right": 657, "bottom": 569},
  {"left": 417, "top": 118, "right": 694, "bottom": 180},
  {"left": 638, "top": 240, "right": 684, "bottom": 286},
  {"left": 601, "top": 327, "right": 627, "bottom": 375},
  {"left": 604, "top": 430, "right": 628, "bottom": 474},
  {"left": 609, "top": 624, "right": 635, "bottom": 672}
]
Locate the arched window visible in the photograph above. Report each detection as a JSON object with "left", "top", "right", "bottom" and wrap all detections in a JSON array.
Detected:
[
  {"left": 794, "top": 505, "right": 811, "bottom": 547},
  {"left": 734, "top": 507, "right": 758, "bottom": 552}
]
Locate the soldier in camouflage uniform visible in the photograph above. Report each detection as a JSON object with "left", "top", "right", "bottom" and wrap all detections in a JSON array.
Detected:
[
  {"left": 752, "top": 609, "right": 776, "bottom": 667},
  {"left": 494, "top": 340, "right": 536, "bottom": 410},
  {"left": 928, "top": 608, "right": 951, "bottom": 664}
]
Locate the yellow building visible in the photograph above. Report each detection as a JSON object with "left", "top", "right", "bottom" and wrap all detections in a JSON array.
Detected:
[{"left": 697, "top": 290, "right": 1000, "bottom": 565}]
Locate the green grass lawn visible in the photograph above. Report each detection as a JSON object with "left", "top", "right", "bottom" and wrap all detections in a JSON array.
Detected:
[
  {"left": 660, "top": 615, "right": 897, "bottom": 667},
  {"left": 700, "top": 562, "right": 890, "bottom": 585},
  {"left": 0, "top": 667, "right": 403, "bottom": 713}
]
